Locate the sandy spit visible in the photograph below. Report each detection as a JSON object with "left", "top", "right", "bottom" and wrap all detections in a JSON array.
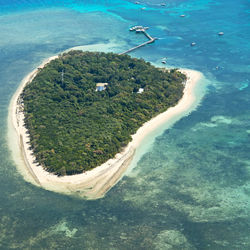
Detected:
[{"left": 8, "top": 54, "right": 203, "bottom": 199}]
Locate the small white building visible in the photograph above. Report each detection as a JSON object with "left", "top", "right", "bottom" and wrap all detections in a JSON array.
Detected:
[
  {"left": 137, "top": 88, "right": 144, "bottom": 94},
  {"left": 96, "top": 83, "right": 108, "bottom": 92}
]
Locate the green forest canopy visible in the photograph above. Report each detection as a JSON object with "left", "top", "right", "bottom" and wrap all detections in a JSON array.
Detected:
[{"left": 22, "top": 50, "right": 186, "bottom": 175}]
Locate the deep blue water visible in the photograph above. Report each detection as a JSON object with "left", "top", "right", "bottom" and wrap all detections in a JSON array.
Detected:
[{"left": 1, "top": 0, "right": 250, "bottom": 249}]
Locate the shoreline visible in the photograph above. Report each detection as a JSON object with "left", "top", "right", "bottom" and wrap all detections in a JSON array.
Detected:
[{"left": 8, "top": 54, "right": 203, "bottom": 199}]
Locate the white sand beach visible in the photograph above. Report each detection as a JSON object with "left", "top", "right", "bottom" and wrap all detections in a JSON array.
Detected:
[{"left": 8, "top": 55, "right": 203, "bottom": 199}]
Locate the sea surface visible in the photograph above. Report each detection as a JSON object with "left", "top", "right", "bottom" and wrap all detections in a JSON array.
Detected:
[{"left": 1, "top": 0, "right": 250, "bottom": 249}]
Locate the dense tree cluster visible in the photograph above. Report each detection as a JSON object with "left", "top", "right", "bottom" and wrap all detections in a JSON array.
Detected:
[{"left": 22, "top": 51, "right": 186, "bottom": 175}]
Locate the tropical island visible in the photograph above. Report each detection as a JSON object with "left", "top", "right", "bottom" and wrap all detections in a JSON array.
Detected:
[
  {"left": 21, "top": 51, "right": 186, "bottom": 175},
  {"left": 9, "top": 49, "right": 203, "bottom": 199}
]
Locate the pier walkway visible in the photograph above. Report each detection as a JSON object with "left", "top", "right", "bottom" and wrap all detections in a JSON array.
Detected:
[{"left": 119, "top": 26, "right": 157, "bottom": 55}]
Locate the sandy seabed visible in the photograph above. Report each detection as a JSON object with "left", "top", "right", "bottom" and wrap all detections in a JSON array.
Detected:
[{"left": 8, "top": 54, "right": 204, "bottom": 199}]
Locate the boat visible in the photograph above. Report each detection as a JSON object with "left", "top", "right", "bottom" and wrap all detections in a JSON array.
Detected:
[
  {"left": 191, "top": 42, "right": 196, "bottom": 46},
  {"left": 130, "top": 26, "right": 149, "bottom": 32},
  {"left": 218, "top": 32, "right": 224, "bottom": 36},
  {"left": 129, "top": 25, "right": 144, "bottom": 31}
]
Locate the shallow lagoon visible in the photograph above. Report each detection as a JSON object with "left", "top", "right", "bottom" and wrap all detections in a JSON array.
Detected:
[{"left": 1, "top": 0, "right": 250, "bottom": 249}]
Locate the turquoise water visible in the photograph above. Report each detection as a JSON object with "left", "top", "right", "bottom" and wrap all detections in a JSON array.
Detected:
[{"left": 1, "top": 0, "right": 250, "bottom": 249}]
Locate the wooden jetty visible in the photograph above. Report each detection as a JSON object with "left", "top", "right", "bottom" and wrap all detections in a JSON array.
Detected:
[
  {"left": 119, "top": 26, "right": 157, "bottom": 55},
  {"left": 120, "top": 38, "right": 156, "bottom": 55}
]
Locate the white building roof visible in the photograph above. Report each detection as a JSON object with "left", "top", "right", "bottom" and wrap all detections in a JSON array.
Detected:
[{"left": 137, "top": 88, "right": 144, "bottom": 93}]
